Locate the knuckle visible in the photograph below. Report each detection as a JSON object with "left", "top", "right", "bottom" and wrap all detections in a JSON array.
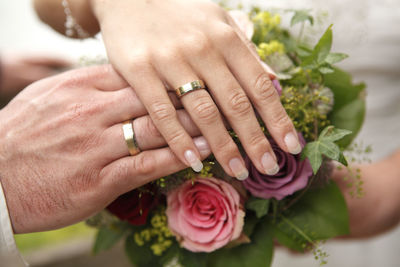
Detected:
[
  {"left": 165, "top": 129, "right": 187, "bottom": 146},
  {"left": 150, "top": 101, "right": 176, "bottom": 123},
  {"left": 133, "top": 153, "right": 156, "bottom": 176},
  {"left": 226, "top": 90, "right": 252, "bottom": 117},
  {"left": 126, "top": 52, "right": 152, "bottom": 74},
  {"left": 253, "top": 73, "right": 276, "bottom": 104},
  {"left": 182, "top": 32, "right": 212, "bottom": 56},
  {"left": 270, "top": 110, "right": 292, "bottom": 129},
  {"left": 247, "top": 131, "right": 268, "bottom": 148},
  {"left": 142, "top": 116, "right": 163, "bottom": 140},
  {"left": 214, "top": 136, "right": 236, "bottom": 154},
  {"left": 192, "top": 97, "right": 219, "bottom": 124},
  {"left": 215, "top": 24, "right": 239, "bottom": 43}
]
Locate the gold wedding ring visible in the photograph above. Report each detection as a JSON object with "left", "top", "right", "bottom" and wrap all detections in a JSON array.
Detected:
[
  {"left": 175, "top": 80, "right": 206, "bottom": 98},
  {"left": 122, "top": 120, "right": 140, "bottom": 156}
]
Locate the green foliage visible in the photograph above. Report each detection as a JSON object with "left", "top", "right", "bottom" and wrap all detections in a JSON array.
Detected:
[
  {"left": 302, "top": 126, "right": 352, "bottom": 173},
  {"left": 180, "top": 250, "right": 208, "bottom": 267},
  {"left": 274, "top": 181, "right": 349, "bottom": 250},
  {"left": 289, "top": 9, "right": 314, "bottom": 26},
  {"left": 325, "top": 68, "right": 366, "bottom": 147},
  {"left": 93, "top": 225, "right": 126, "bottom": 255},
  {"left": 125, "top": 234, "right": 162, "bottom": 267},
  {"left": 246, "top": 197, "right": 270, "bottom": 218},
  {"left": 207, "top": 218, "right": 274, "bottom": 267}
]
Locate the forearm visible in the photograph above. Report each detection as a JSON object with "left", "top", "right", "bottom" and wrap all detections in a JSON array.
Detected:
[
  {"left": 333, "top": 150, "right": 400, "bottom": 238},
  {"left": 33, "top": 0, "right": 99, "bottom": 38}
]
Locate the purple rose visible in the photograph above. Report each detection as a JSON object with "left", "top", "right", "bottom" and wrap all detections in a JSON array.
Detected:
[
  {"left": 242, "top": 134, "right": 312, "bottom": 200},
  {"left": 272, "top": 79, "right": 282, "bottom": 96}
]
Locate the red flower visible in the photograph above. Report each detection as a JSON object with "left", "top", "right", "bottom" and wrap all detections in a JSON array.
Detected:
[{"left": 107, "top": 186, "right": 159, "bottom": 225}]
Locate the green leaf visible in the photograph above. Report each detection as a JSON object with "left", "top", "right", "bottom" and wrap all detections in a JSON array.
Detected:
[
  {"left": 324, "top": 67, "right": 366, "bottom": 148},
  {"left": 320, "top": 127, "right": 353, "bottom": 142},
  {"left": 302, "top": 142, "right": 323, "bottom": 173},
  {"left": 125, "top": 235, "right": 161, "bottom": 267},
  {"left": 325, "top": 52, "right": 348, "bottom": 64},
  {"left": 290, "top": 9, "right": 314, "bottom": 26},
  {"left": 318, "top": 66, "right": 334, "bottom": 74},
  {"left": 274, "top": 181, "right": 349, "bottom": 247},
  {"left": 315, "top": 25, "right": 333, "bottom": 64},
  {"left": 330, "top": 98, "right": 366, "bottom": 148},
  {"left": 179, "top": 250, "right": 208, "bottom": 267},
  {"left": 246, "top": 197, "right": 270, "bottom": 218},
  {"left": 324, "top": 67, "right": 366, "bottom": 111},
  {"left": 160, "top": 242, "right": 180, "bottom": 266},
  {"left": 302, "top": 25, "right": 333, "bottom": 69},
  {"left": 243, "top": 212, "right": 259, "bottom": 237},
  {"left": 92, "top": 226, "right": 125, "bottom": 255},
  {"left": 208, "top": 218, "right": 274, "bottom": 267},
  {"left": 302, "top": 126, "right": 352, "bottom": 173}
]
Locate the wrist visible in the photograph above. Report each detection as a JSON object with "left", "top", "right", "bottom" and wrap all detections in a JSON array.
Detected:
[{"left": 67, "top": 0, "right": 100, "bottom": 37}]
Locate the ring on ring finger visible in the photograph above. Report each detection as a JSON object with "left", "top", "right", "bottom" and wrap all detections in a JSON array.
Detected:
[{"left": 122, "top": 120, "right": 141, "bottom": 156}]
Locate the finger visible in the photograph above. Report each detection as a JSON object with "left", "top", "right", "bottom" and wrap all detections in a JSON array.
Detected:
[
  {"left": 156, "top": 53, "right": 248, "bottom": 180},
  {"left": 191, "top": 52, "right": 280, "bottom": 176},
  {"left": 61, "top": 65, "right": 129, "bottom": 92},
  {"left": 99, "top": 87, "right": 182, "bottom": 126},
  {"left": 214, "top": 23, "right": 301, "bottom": 154},
  {"left": 100, "top": 109, "right": 201, "bottom": 161},
  {"left": 226, "top": 13, "right": 277, "bottom": 79},
  {"left": 117, "top": 60, "right": 204, "bottom": 172},
  {"left": 99, "top": 137, "right": 211, "bottom": 197}
]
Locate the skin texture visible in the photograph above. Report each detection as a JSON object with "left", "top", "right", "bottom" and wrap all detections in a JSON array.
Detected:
[
  {"left": 333, "top": 150, "right": 400, "bottom": 238},
  {"left": 0, "top": 65, "right": 211, "bottom": 234},
  {"left": 33, "top": 0, "right": 301, "bottom": 180}
]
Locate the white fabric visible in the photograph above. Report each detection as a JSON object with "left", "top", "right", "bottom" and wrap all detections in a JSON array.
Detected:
[{"left": 0, "top": 181, "right": 27, "bottom": 267}]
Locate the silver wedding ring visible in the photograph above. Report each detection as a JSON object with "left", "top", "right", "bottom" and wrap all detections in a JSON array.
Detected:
[
  {"left": 122, "top": 120, "right": 141, "bottom": 156},
  {"left": 175, "top": 80, "right": 206, "bottom": 98}
]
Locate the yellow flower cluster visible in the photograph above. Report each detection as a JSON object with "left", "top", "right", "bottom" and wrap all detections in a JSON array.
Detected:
[
  {"left": 134, "top": 210, "right": 173, "bottom": 256},
  {"left": 252, "top": 11, "right": 281, "bottom": 29},
  {"left": 281, "top": 86, "right": 331, "bottom": 140},
  {"left": 257, "top": 40, "right": 286, "bottom": 60}
]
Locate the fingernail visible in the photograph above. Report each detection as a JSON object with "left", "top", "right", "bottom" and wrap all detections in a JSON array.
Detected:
[
  {"left": 184, "top": 150, "right": 203, "bottom": 172},
  {"left": 229, "top": 157, "right": 249, "bottom": 180},
  {"left": 193, "top": 136, "right": 211, "bottom": 155},
  {"left": 284, "top": 132, "right": 302, "bottom": 154},
  {"left": 261, "top": 152, "right": 279, "bottom": 175}
]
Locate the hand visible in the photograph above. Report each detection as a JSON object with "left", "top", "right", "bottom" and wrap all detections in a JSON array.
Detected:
[
  {"left": 0, "top": 54, "right": 71, "bottom": 98},
  {"left": 90, "top": 0, "right": 300, "bottom": 180},
  {"left": 332, "top": 151, "right": 400, "bottom": 238},
  {"left": 0, "top": 65, "right": 210, "bottom": 234}
]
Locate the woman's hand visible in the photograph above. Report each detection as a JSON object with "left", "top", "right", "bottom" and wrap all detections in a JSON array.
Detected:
[
  {"left": 0, "top": 65, "right": 210, "bottom": 234},
  {"left": 90, "top": 0, "right": 300, "bottom": 179}
]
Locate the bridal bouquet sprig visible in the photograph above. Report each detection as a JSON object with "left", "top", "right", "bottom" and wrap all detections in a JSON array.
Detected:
[{"left": 87, "top": 8, "right": 366, "bottom": 267}]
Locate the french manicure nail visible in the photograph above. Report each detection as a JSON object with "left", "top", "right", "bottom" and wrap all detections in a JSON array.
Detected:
[
  {"left": 184, "top": 150, "right": 203, "bottom": 172},
  {"left": 193, "top": 136, "right": 211, "bottom": 155},
  {"left": 284, "top": 132, "right": 302, "bottom": 154},
  {"left": 261, "top": 152, "right": 279, "bottom": 175},
  {"left": 229, "top": 157, "right": 249, "bottom": 180}
]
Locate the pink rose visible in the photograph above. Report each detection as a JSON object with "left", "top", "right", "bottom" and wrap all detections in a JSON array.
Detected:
[{"left": 166, "top": 177, "right": 245, "bottom": 252}]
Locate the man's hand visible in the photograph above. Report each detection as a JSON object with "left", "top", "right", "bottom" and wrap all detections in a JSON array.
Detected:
[{"left": 0, "top": 65, "right": 210, "bottom": 234}]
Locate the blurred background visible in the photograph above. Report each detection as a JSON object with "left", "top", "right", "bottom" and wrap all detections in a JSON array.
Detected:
[{"left": 1, "top": 0, "right": 399, "bottom": 266}]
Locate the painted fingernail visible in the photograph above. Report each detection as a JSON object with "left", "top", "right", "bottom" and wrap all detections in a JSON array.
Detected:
[
  {"left": 261, "top": 152, "right": 279, "bottom": 175},
  {"left": 284, "top": 132, "right": 302, "bottom": 154},
  {"left": 184, "top": 150, "right": 203, "bottom": 172},
  {"left": 229, "top": 157, "right": 249, "bottom": 180},
  {"left": 193, "top": 136, "right": 211, "bottom": 155}
]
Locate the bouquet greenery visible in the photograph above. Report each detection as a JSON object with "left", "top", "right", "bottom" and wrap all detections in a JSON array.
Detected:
[{"left": 87, "top": 7, "right": 366, "bottom": 267}]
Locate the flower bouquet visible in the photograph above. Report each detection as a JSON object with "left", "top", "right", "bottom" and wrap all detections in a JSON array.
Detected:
[{"left": 87, "top": 7, "right": 366, "bottom": 267}]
